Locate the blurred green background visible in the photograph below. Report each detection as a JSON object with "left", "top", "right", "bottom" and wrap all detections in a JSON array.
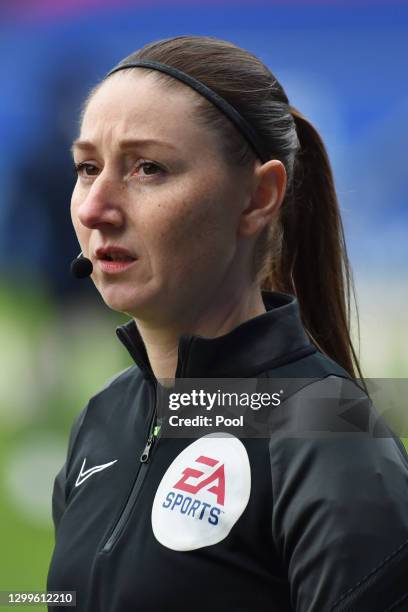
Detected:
[{"left": 0, "top": 282, "right": 130, "bottom": 598}]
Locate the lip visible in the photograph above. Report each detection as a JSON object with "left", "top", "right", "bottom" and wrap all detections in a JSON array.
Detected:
[
  {"left": 96, "top": 245, "right": 137, "bottom": 259},
  {"left": 95, "top": 245, "right": 138, "bottom": 274},
  {"left": 98, "top": 259, "right": 138, "bottom": 274}
]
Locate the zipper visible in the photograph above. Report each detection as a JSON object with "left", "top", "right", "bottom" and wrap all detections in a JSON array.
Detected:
[
  {"left": 140, "top": 420, "right": 161, "bottom": 463},
  {"left": 101, "top": 380, "right": 160, "bottom": 554}
]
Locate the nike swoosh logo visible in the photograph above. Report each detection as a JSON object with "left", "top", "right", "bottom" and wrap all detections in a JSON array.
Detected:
[{"left": 75, "top": 457, "right": 118, "bottom": 487}]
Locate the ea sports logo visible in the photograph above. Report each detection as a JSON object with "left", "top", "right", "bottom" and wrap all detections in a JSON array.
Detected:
[
  {"left": 151, "top": 434, "right": 251, "bottom": 551},
  {"left": 174, "top": 454, "right": 225, "bottom": 504}
]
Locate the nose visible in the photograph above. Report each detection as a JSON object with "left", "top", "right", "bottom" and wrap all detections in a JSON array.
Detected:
[{"left": 75, "top": 175, "right": 125, "bottom": 230}]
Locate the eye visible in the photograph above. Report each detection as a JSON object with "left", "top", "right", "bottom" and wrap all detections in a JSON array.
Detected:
[
  {"left": 134, "top": 161, "right": 163, "bottom": 178},
  {"left": 73, "top": 162, "right": 99, "bottom": 177},
  {"left": 73, "top": 160, "right": 164, "bottom": 181}
]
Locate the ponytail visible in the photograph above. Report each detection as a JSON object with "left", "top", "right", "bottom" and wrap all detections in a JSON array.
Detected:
[{"left": 263, "top": 106, "right": 364, "bottom": 381}]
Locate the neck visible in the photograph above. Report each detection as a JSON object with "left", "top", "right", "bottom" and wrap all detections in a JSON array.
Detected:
[{"left": 133, "top": 285, "right": 266, "bottom": 384}]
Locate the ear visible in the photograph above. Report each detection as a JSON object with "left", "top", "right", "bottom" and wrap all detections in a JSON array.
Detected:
[{"left": 237, "top": 159, "right": 287, "bottom": 237}]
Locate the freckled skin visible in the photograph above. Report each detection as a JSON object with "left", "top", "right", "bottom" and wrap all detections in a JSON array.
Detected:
[{"left": 71, "top": 70, "right": 285, "bottom": 328}]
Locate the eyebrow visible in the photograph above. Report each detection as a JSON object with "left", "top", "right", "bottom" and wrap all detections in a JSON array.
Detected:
[{"left": 70, "top": 137, "right": 178, "bottom": 156}]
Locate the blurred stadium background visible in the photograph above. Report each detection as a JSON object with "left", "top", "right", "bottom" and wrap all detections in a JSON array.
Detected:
[{"left": 0, "top": 0, "right": 407, "bottom": 607}]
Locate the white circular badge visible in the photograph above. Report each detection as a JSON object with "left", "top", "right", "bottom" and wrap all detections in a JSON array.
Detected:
[{"left": 151, "top": 433, "right": 251, "bottom": 551}]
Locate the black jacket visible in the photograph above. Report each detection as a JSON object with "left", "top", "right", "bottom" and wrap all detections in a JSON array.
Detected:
[{"left": 47, "top": 291, "right": 408, "bottom": 611}]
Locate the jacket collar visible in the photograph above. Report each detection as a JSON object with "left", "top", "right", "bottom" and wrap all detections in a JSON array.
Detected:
[{"left": 115, "top": 291, "right": 315, "bottom": 381}]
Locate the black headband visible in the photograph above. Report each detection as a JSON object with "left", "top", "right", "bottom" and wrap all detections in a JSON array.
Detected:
[{"left": 104, "top": 59, "right": 270, "bottom": 164}]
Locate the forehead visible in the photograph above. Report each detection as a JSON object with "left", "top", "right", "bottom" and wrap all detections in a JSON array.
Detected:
[{"left": 78, "top": 70, "right": 217, "bottom": 154}]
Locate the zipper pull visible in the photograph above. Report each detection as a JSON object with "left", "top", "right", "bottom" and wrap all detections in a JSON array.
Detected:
[
  {"left": 140, "top": 423, "right": 162, "bottom": 463},
  {"left": 140, "top": 434, "right": 155, "bottom": 463}
]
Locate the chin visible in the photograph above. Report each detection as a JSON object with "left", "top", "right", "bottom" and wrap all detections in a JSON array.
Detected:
[
  {"left": 98, "top": 281, "right": 159, "bottom": 319},
  {"left": 101, "top": 290, "right": 145, "bottom": 315}
]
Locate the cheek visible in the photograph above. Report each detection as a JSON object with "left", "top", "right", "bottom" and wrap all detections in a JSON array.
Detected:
[
  {"left": 70, "top": 191, "right": 79, "bottom": 229},
  {"left": 141, "top": 187, "right": 235, "bottom": 274},
  {"left": 70, "top": 193, "right": 89, "bottom": 246}
]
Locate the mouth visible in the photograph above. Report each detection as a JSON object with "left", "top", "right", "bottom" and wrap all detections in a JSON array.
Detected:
[
  {"left": 101, "top": 253, "right": 135, "bottom": 262},
  {"left": 95, "top": 246, "right": 138, "bottom": 274}
]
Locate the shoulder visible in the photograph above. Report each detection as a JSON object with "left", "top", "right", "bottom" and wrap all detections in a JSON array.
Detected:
[
  {"left": 268, "top": 371, "right": 406, "bottom": 460},
  {"left": 267, "top": 373, "right": 408, "bottom": 611},
  {"left": 268, "top": 373, "right": 408, "bottom": 550},
  {"left": 67, "top": 364, "right": 144, "bottom": 455},
  {"left": 74, "top": 364, "right": 142, "bottom": 417},
  {"left": 95, "top": 364, "right": 143, "bottom": 395}
]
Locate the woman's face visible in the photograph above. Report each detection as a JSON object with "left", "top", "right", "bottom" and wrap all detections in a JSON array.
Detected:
[{"left": 71, "top": 71, "right": 256, "bottom": 323}]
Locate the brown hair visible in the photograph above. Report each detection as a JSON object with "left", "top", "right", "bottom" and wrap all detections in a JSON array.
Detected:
[{"left": 81, "top": 35, "right": 364, "bottom": 381}]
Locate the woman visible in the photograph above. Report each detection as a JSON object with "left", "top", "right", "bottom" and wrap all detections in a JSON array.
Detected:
[{"left": 47, "top": 35, "right": 408, "bottom": 611}]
